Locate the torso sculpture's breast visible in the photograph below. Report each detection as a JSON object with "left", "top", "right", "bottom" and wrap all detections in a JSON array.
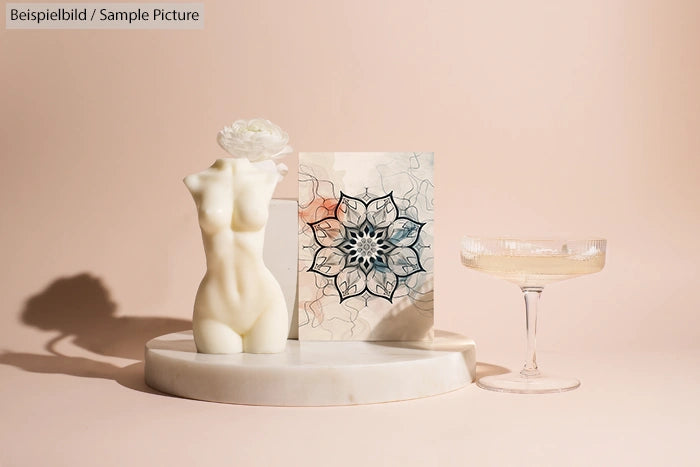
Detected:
[{"left": 231, "top": 172, "right": 275, "bottom": 231}]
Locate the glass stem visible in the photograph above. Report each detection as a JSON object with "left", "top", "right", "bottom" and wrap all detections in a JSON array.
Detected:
[{"left": 521, "top": 287, "right": 543, "bottom": 378}]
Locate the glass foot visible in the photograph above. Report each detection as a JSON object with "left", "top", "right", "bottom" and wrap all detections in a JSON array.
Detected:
[{"left": 477, "top": 372, "right": 580, "bottom": 394}]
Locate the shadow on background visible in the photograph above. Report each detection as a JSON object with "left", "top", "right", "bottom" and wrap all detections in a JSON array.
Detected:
[
  {"left": 475, "top": 362, "right": 510, "bottom": 379},
  {"left": 0, "top": 273, "right": 189, "bottom": 394},
  {"left": 369, "top": 290, "right": 435, "bottom": 341},
  {"left": 375, "top": 331, "right": 510, "bottom": 384}
]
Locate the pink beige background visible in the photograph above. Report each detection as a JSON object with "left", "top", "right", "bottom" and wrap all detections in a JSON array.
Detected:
[{"left": 1, "top": 1, "right": 699, "bottom": 466}]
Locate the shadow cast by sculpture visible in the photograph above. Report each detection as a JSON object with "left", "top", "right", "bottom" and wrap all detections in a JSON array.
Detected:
[{"left": 0, "top": 273, "right": 189, "bottom": 393}]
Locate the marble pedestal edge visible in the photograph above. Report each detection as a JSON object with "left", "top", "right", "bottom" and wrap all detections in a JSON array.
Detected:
[{"left": 144, "top": 330, "right": 476, "bottom": 406}]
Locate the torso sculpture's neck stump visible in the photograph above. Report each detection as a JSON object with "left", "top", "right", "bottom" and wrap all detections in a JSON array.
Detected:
[{"left": 184, "top": 157, "right": 288, "bottom": 354}]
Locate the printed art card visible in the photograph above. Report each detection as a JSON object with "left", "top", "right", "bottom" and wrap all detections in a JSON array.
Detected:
[{"left": 298, "top": 152, "right": 434, "bottom": 341}]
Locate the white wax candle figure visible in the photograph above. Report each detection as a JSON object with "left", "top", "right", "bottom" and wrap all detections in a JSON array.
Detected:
[{"left": 184, "top": 158, "right": 288, "bottom": 353}]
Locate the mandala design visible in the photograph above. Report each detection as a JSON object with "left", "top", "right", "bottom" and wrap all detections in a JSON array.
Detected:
[{"left": 308, "top": 192, "right": 425, "bottom": 303}]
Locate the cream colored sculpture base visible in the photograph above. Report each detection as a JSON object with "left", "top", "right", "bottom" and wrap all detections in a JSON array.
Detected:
[{"left": 145, "top": 330, "right": 476, "bottom": 406}]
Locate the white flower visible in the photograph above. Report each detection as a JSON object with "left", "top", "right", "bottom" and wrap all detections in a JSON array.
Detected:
[{"left": 217, "top": 118, "right": 293, "bottom": 162}]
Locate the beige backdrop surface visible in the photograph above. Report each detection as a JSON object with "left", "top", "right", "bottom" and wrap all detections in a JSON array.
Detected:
[{"left": 1, "top": 1, "right": 699, "bottom": 466}]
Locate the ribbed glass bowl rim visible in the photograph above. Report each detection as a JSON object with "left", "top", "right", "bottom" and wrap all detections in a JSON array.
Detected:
[
  {"left": 461, "top": 237, "right": 607, "bottom": 254},
  {"left": 461, "top": 236, "right": 606, "bottom": 242}
]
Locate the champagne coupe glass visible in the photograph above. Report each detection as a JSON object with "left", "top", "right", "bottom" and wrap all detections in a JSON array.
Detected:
[{"left": 461, "top": 237, "right": 606, "bottom": 393}]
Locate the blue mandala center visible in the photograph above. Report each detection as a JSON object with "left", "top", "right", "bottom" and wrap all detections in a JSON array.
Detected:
[{"left": 307, "top": 191, "right": 426, "bottom": 303}]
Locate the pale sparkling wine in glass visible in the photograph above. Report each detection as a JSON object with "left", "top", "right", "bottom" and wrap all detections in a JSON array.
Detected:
[
  {"left": 461, "top": 237, "right": 607, "bottom": 394},
  {"left": 461, "top": 250, "right": 605, "bottom": 287}
]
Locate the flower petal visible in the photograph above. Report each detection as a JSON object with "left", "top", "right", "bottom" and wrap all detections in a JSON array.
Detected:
[
  {"left": 386, "top": 247, "right": 424, "bottom": 277},
  {"left": 366, "top": 266, "right": 398, "bottom": 302},
  {"left": 310, "top": 218, "right": 346, "bottom": 247},
  {"left": 366, "top": 193, "right": 398, "bottom": 229},
  {"left": 270, "top": 145, "right": 294, "bottom": 159},
  {"left": 386, "top": 217, "right": 424, "bottom": 247},
  {"left": 217, "top": 118, "right": 290, "bottom": 160},
  {"left": 309, "top": 247, "right": 346, "bottom": 277},
  {"left": 334, "top": 266, "right": 367, "bottom": 302},
  {"left": 335, "top": 193, "right": 367, "bottom": 229}
]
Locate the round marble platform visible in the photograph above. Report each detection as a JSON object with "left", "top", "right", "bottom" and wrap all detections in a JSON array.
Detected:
[{"left": 144, "top": 330, "right": 476, "bottom": 406}]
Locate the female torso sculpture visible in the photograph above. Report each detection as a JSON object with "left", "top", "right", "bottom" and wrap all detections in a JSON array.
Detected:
[{"left": 184, "top": 158, "right": 288, "bottom": 353}]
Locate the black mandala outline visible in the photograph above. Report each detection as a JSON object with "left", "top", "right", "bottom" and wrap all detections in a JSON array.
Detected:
[{"left": 307, "top": 191, "right": 426, "bottom": 303}]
